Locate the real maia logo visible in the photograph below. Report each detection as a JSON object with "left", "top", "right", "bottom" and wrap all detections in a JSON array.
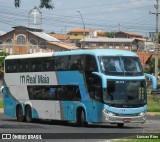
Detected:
[{"left": 20, "top": 75, "right": 49, "bottom": 84}]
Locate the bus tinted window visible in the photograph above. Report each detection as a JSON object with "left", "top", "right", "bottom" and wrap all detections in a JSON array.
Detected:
[
  {"left": 85, "top": 55, "right": 98, "bottom": 72},
  {"left": 42, "top": 57, "right": 55, "bottom": 71},
  {"left": 18, "top": 60, "right": 30, "bottom": 72},
  {"left": 30, "top": 58, "right": 42, "bottom": 72},
  {"left": 55, "top": 56, "right": 69, "bottom": 71},
  {"left": 5, "top": 60, "right": 17, "bottom": 73},
  {"left": 27, "top": 85, "right": 81, "bottom": 101},
  {"left": 69, "top": 55, "right": 84, "bottom": 70}
]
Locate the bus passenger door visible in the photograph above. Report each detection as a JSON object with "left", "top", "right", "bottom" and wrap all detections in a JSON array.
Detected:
[
  {"left": 55, "top": 101, "right": 72, "bottom": 121},
  {"left": 44, "top": 101, "right": 56, "bottom": 119},
  {"left": 55, "top": 100, "right": 63, "bottom": 120}
]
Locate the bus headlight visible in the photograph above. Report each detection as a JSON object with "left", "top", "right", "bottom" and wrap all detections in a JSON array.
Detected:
[
  {"left": 102, "top": 109, "right": 107, "bottom": 114},
  {"left": 108, "top": 111, "right": 116, "bottom": 116},
  {"left": 138, "top": 112, "right": 145, "bottom": 116},
  {"left": 102, "top": 109, "right": 115, "bottom": 116}
]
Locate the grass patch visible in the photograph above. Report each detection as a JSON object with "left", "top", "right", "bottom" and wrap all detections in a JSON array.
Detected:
[
  {"left": 0, "top": 99, "right": 3, "bottom": 108},
  {"left": 147, "top": 95, "right": 160, "bottom": 112}
]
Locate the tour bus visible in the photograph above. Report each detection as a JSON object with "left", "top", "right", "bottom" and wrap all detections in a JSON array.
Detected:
[{"left": 3, "top": 49, "right": 147, "bottom": 127}]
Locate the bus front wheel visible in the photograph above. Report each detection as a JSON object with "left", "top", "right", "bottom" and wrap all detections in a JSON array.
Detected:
[
  {"left": 16, "top": 105, "right": 25, "bottom": 122},
  {"left": 25, "top": 106, "right": 32, "bottom": 122},
  {"left": 76, "top": 109, "right": 87, "bottom": 127}
]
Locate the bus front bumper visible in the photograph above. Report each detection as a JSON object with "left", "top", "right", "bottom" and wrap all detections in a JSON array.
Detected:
[{"left": 101, "top": 110, "right": 146, "bottom": 124}]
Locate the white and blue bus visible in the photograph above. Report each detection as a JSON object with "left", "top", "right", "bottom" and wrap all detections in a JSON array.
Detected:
[{"left": 3, "top": 49, "right": 147, "bottom": 127}]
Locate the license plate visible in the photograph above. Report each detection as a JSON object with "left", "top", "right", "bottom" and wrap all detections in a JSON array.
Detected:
[{"left": 123, "top": 118, "right": 131, "bottom": 123}]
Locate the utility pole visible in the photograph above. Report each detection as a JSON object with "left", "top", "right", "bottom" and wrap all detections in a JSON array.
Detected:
[
  {"left": 77, "top": 10, "right": 86, "bottom": 48},
  {"left": 150, "top": 0, "right": 160, "bottom": 82},
  {"left": 64, "top": 25, "right": 67, "bottom": 43}
]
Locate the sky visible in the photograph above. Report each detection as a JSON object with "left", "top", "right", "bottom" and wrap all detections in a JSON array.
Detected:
[{"left": 0, "top": 0, "right": 157, "bottom": 36}]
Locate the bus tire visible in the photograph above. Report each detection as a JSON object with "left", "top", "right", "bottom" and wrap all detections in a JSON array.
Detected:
[
  {"left": 117, "top": 123, "right": 124, "bottom": 128},
  {"left": 76, "top": 109, "right": 87, "bottom": 127},
  {"left": 25, "top": 106, "right": 32, "bottom": 122},
  {"left": 16, "top": 105, "right": 25, "bottom": 122}
]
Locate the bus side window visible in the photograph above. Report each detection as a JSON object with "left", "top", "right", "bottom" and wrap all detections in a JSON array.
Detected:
[
  {"left": 43, "top": 57, "right": 55, "bottom": 71},
  {"left": 13, "top": 60, "right": 18, "bottom": 72},
  {"left": 69, "top": 55, "right": 84, "bottom": 70},
  {"left": 66, "top": 86, "right": 81, "bottom": 101},
  {"left": 55, "top": 56, "right": 69, "bottom": 71},
  {"left": 27, "top": 85, "right": 81, "bottom": 101},
  {"left": 85, "top": 55, "right": 98, "bottom": 72},
  {"left": 30, "top": 58, "right": 42, "bottom": 72},
  {"left": 5, "top": 60, "right": 18, "bottom": 73},
  {"left": 5, "top": 60, "right": 11, "bottom": 73},
  {"left": 18, "top": 60, "right": 29, "bottom": 72}
]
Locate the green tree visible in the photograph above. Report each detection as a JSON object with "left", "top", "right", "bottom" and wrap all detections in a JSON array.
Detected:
[
  {"left": 104, "top": 32, "right": 115, "bottom": 38},
  {"left": 14, "top": 0, "right": 54, "bottom": 9},
  {"left": 145, "top": 58, "right": 160, "bottom": 75},
  {"left": 0, "top": 52, "right": 9, "bottom": 78},
  {"left": 0, "top": 52, "right": 8, "bottom": 68},
  {"left": 49, "top": 31, "right": 55, "bottom": 34}
]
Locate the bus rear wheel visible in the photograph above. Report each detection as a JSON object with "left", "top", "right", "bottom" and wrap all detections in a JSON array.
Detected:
[
  {"left": 25, "top": 106, "right": 32, "bottom": 122},
  {"left": 76, "top": 109, "right": 87, "bottom": 127},
  {"left": 16, "top": 106, "right": 25, "bottom": 122}
]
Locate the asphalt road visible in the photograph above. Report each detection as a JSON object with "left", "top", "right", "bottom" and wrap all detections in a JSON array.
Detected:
[{"left": 0, "top": 114, "right": 160, "bottom": 141}]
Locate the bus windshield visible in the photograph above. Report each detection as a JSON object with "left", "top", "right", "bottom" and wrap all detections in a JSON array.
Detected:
[
  {"left": 104, "top": 80, "right": 146, "bottom": 108},
  {"left": 99, "top": 56, "right": 143, "bottom": 76}
]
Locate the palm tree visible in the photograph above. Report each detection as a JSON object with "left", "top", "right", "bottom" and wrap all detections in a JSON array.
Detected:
[{"left": 14, "top": 0, "right": 54, "bottom": 9}]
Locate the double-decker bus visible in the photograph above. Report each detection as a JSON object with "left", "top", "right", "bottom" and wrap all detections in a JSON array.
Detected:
[{"left": 3, "top": 49, "right": 147, "bottom": 127}]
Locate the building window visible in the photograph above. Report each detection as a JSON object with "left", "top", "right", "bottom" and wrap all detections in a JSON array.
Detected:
[
  {"left": 33, "top": 48, "right": 36, "bottom": 53},
  {"left": 17, "top": 35, "right": 26, "bottom": 45},
  {"left": 91, "top": 43, "right": 97, "bottom": 47},
  {"left": 29, "top": 48, "right": 32, "bottom": 54},
  {"left": 29, "top": 39, "right": 37, "bottom": 54},
  {"left": 39, "top": 49, "right": 43, "bottom": 52},
  {"left": 30, "top": 39, "right": 37, "bottom": 46},
  {"left": 9, "top": 48, "right": 13, "bottom": 54},
  {"left": 6, "top": 48, "right": 9, "bottom": 53},
  {"left": 6, "top": 39, "right": 13, "bottom": 54},
  {"left": 39, "top": 41, "right": 46, "bottom": 49},
  {"left": 6, "top": 39, "right": 12, "bottom": 45},
  {"left": 125, "top": 46, "right": 128, "bottom": 49}
]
